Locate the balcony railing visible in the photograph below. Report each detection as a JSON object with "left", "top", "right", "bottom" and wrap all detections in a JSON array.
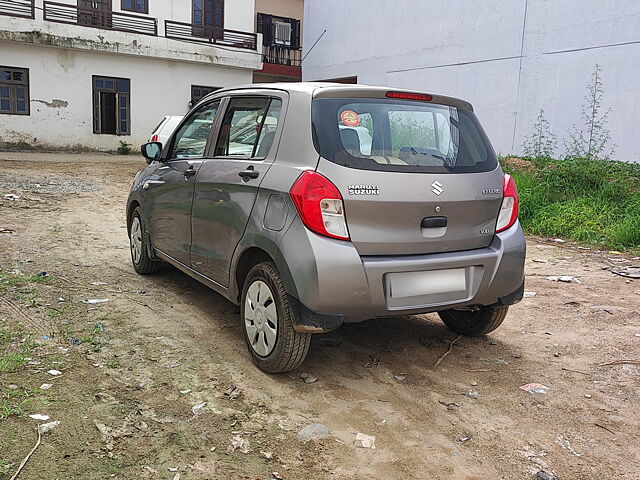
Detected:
[
  {"left": 0, "top": 0, "right": 34, "bottom": 19},
  {"left": 263, "top": 45, "right": 301, "bottom": 67},
  {"left": 165, "top": 20, "right": 257, "bottom": 51},
  {"left": 43, "top": 1, "right": 157, "bottom": 36},
  {"left": 2, "top": 1, "right": 257, "bottom": 52}
]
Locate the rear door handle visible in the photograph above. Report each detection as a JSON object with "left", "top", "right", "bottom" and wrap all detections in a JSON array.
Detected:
[{"left": 239, "top": 168, "right": 259, "bottom": 180}]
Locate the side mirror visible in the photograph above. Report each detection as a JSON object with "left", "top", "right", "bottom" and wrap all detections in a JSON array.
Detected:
[{"left": 141, "top": 142, "right": 163, "bottom": 164}]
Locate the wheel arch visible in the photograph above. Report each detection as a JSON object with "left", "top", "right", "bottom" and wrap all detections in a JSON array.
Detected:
[
  {"left": 127, "top": 199, "right": 158, "bottom": 261},
  {"left": 233, "top": 244, "right": 298, "bottom": 303},
  {"left": 126, "top": 200, "right": 141, "bottom": 234}
]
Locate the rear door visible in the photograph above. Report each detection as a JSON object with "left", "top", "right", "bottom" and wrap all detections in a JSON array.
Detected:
[
  {"left": 313, "top": 92, "right": 504, "bottom": 256},
  {"left": 190, "top": 93, "right": 285, "bottom": 286},
  {"left": 146, "top": 99, "right": 221, "bottom": 265}
]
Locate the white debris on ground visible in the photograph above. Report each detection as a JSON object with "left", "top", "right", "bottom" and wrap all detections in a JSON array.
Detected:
[
  {"left": 546, "top": 276, "right": 583, "bottom": 283},
  {"left": 354, "top": 432, "right": 376, "bottom": 449}
]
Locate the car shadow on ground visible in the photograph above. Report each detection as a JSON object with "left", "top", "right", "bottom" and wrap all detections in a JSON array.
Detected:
[{"left": 150, "top": 263, "right": 521, "bottom": 381}]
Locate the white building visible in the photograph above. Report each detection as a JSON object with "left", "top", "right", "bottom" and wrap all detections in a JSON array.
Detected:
[
  {"left": 302, "top": 0, "right": 640, "bottom": 162},
  {"left": 0, "top": 0, "right": 261, "bottom": 150}
]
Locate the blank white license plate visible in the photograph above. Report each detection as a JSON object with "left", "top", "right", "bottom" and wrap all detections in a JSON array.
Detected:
[{"left": 388, "top": 268, "right": 466, "bottom": 298}]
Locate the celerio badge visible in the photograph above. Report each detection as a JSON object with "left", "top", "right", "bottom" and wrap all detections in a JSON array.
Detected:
[{"left": 431, "top": 180, "right": 443, "bottom": 196}]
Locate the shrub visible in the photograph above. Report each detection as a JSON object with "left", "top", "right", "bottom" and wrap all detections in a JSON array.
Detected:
[
  {"left": 117, "top": 141, "right": 132, "bottom": 155},
  {"left": 502, "top": 156, "right": 640, "bottom": 250}
]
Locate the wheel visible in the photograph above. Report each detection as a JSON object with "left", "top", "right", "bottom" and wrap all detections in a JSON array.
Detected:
[
  {"left": 438, "top": 304, "right": 509, "bottom": 336},
  {"left": 241, "top": 262, "right": 311, "bottom": 373},
  {"left": 129, "top": 206, "right": 161, "bottom": 275}
]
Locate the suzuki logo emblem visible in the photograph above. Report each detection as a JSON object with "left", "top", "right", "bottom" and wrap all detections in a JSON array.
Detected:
[{"left": 431, "top": 180, "right": 443, "bottom": 196}]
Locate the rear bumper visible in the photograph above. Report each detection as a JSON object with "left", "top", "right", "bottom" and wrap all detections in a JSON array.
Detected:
[{"left": 281, "top": 219, "right": 526, "bottom": 323}]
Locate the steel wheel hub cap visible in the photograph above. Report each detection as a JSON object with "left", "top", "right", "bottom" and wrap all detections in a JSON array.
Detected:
[
  {"left": 130, "top": 216, "right": 142, "bottom": 264},
  {"left": 244, "top": 280, "right": 278, "bottom": 357}
]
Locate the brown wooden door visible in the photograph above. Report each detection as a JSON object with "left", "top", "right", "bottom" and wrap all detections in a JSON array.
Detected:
[
  {"left": 192, "top": 0, "right": 223, "bottom": 40},
  {"left": 99, "top": 92, "right": 117, "bottom": 135},
  {"left": 77, "top": 0, "right": 112, "bottom": 28}
]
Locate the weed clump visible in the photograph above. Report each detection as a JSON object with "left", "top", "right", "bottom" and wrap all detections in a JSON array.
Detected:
[{"left": 502, "top": 156, "right": 640, "bottom": 249}]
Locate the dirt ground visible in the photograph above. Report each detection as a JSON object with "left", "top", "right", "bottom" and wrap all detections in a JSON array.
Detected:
[{"left": 0, "top": 151, "right": 639, "bottom": 480}]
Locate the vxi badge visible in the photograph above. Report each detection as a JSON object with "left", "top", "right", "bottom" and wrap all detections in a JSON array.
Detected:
[{"left": 431, "top": 180, "right": 443, "bottom": 196}]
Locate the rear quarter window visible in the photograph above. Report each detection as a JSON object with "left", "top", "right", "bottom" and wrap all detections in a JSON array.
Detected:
[{"left": 312, "top": 97, "right": 498, "bottom": 174}]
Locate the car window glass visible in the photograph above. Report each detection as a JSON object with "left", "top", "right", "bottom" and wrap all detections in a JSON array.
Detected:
[
  {"left": 388, "top": 110, "right": 438, "bottom": 156},
  {"left": 338, "top": 111, "right": 373, "bottom": 157},
  {"left": 254, "top": 99, "right": 282, "bottom": 158},
  {"left": 171, "top": 101, "right": 220, "bottom": 159},
  {"left": 215, "top": 97, "right": 270, "bottom": 158},
  {"left": 312, "top": 98, "right": 496, "bottom": 174}
]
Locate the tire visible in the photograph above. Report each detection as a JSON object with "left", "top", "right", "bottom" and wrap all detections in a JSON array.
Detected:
[
  {"left": 241, "top": 262, "right": 311, "bottom": 373},
  {"left": 438, "top": 304, "right": 509, "bottom": 337},
  {"left": 129, "top": 206, "right": 161, "bottom": 275}
]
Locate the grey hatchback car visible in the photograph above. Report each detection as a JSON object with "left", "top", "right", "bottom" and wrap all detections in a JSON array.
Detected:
[{"left": 127, "top": 83, "right": 525, "bottom": 373}]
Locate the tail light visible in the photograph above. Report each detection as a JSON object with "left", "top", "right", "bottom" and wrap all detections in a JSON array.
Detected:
[
  {"left": 289, "top": 171, "right": 349, "bottom": 240},
  {"left": 495, "top": 174, "right": 519, "bottom": 233},
  {"left": 151, "top": 134, "right": 158, "bottom": 142}
]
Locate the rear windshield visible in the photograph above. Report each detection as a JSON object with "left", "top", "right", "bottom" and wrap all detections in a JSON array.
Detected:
[{"left": 312, "top": 97, "right": 498, "bottom": 173}]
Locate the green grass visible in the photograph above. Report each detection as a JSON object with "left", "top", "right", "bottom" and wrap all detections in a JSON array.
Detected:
[
  {"left": 0, "top": 270, "right": 51, "bottom": 296},
  {"left": 0, "top": 459, "right": 14, "bottom": 476},
  {"left": 79, "top": 324, "right": 105, "bottom": 352},
  {"left": 502, "top": 156, "right": 640, "bottom": 250},
  {"left": 0, "top": 388, "right": 34, "bottom": 420},
  {"left": 0, "top": 327, "right": 35, "bottom": 374},
  {"left": 0, "top": 325, "right": 37, "bottom": 421}
]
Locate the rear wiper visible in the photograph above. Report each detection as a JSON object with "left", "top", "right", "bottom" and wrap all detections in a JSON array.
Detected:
[
  {"left": 442, "top": 156, "right": 456, "bottom": 171},
  {"left": 409, "top": 147, "right": 455, "bottom": 171}
]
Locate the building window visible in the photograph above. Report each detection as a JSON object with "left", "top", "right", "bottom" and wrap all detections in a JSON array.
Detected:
[
  {"left": 191, "top": 85, "right": 221, "bottom": 105},
  {"left": 192, "top": 0, "right": 224, "bottom": 39},
  {"left": 121, "top": 0, "right": 147, "bottom": 14},
  {"left": 0, "top": 66, "right": 29, "bottom": 115},
  {"left": 78, "top": 0, "right": 112, "bottom": 28},
  {"left": 92, "top": 76, "right": 130, "bottom": 135}
]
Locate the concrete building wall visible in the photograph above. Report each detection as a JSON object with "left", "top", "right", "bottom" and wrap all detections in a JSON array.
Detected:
[
  {"left": 0, "top": 0, "right": 260, "bottom": 150},
  {"left": 20, "top": 0, "right": 256, "bottom": 34},
  {"left": 0, "top": 43, "right": 252, "bottom": 150},
  {"left": 302, "top": 0, "right": 640, "bottom": 162},
  {"left": 255, "top": 0, "right": 303, "bottom": 23}
]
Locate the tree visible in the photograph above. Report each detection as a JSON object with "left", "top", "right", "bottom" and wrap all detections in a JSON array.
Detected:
[
  {"left": 522, "top": 109, "right": 557, "bottom": 158},
  {"left": 564, "top": 64, "right": 615, "bottom": 160}
]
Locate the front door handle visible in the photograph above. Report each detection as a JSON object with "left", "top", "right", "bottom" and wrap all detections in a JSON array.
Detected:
[
  {"left": 143, "top": 180, "right": 165, "bottom": 190},
  {"left": 184, "top": 166, "right": 196, "bottom": 177},
  {"left": 239, "top": 167, "right": 259, "bottom": 180}
]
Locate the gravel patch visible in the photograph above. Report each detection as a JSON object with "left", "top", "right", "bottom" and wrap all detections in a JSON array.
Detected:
[{"left": 0, "top": 175, "right": 100, "bottom": 194}]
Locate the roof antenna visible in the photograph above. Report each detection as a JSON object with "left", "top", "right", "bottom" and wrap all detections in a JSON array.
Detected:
[{"left": 301, "top": 29, "right": 327, "bottom": 64}]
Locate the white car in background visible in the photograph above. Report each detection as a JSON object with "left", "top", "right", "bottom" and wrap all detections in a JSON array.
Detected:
[{"left": 149, "top": 115, "right": 183, "bottom": 145}]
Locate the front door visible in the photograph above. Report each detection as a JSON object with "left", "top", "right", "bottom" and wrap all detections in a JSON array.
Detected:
[
  {"left": 190, "top": 96, "right": 283, "bottom": 286},
  {"left": 192, "top": 0, "right": 224, "bottom": 40},
  {"left": 145, "top": 100, "right": 221, "bottom": 265},
  {"left": 78, "top": 0, "right": 112, "bottom": 28},
  {"left": 99, "top": 92, "right": 116, "bottom": 134}
]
